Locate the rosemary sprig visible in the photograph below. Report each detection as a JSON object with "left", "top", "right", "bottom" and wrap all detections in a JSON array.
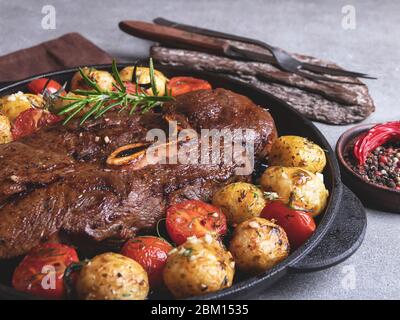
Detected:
[{"left": 54, "top": 58, "right": 173, "bottom": 125}]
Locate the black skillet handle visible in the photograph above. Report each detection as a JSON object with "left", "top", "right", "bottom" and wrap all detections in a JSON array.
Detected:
[
  {"left": 289, "top": 185, "right": 367, "bottom": 272},
  {"left": 0, "top": 82, "right": 11, "bottom": 89}
]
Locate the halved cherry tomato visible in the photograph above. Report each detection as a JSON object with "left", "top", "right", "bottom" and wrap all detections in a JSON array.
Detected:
[
  {"left": 166, "top": 200, "right": 227, "bottom": 245},
  {"left": 121, "top": 236, "right": 173, "bottom": 287},
  {"left": 27, "top": 78, "right": 62, "bottom": 94},
  {"left": 124, "top": 81, "right": 143, "bottom": 94},
  {"left": 11, "top": 108, "right": 62, "bottom": 140},
  {"left": 12, "top": 243, "right": 79, "bottom": 299},
  {"left": 167, "top": 77, "right": 212, "bottom": 96},
  {"left": 261, "top": 201, "right": 316, "bottom": 250},
  {"left": 112, "top": 82, "right": 142, "bottom": 94}
]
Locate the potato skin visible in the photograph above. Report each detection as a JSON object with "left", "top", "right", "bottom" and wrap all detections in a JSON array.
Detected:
[
  {"left": 163, "top": 236, "right": 235, "bottom": 298},
  {"left": 269, "top": 136, "right": 326, "bottom": 173},
  {"left": 0, "top": 92, "right": 43, "bottom": 121},
  {"left": 260, "top": 166, "right": 329, "bottom": 217},
  {"left": 0, "top": 114, "right": 12, "bottom": 144},
  {"left": 52, "top": 92, "right": 93, "bottom": 116},
  {"left": 71, "top": 67, "right": 115, "bottom": 92},
  {"left": 212, "top": 182, "right": 266, "bottom": 225},
  {"left": 119, "top": 66, "right": 167, "bottom": 96},
  {"left": 53, "top": 92, "right": 81, "bottom": 110},
  {"left": 229, "top": 217, "right": 289, "bottom": 274},
  {"left": 76, "top": 252, "right": 149, "bottom": 300}
]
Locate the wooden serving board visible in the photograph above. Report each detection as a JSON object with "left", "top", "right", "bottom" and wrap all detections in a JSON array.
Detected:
[{"left": 151, "top": 45, "right": 375, "bottom": 125}]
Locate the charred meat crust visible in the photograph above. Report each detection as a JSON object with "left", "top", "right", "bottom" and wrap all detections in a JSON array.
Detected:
[{"left": 0, "top": 88, "right": 276, "bottom": 259}]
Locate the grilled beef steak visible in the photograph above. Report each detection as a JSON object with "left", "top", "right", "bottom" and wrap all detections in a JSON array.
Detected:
[{"left": 0, "top": 88, "right": 276, "bottom": 259}]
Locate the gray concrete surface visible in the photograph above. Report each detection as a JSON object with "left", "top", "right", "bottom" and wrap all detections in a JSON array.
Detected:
[{"left": 0, "top": 0, "right": 399, "bottom": 299}]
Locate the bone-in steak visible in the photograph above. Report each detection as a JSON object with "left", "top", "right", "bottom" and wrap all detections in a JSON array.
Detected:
[{"left": 0, "top": 88, "right": 276, "bottom": 259}]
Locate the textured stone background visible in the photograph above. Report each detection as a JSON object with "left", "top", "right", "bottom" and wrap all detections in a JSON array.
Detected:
[{"left": 0, "top": 0, "right": 399, "bottom": 299}]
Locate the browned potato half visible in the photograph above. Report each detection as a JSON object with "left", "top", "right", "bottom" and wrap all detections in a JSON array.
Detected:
[
  {"left": 76, "top": 252, "right": 149, "bottom": 300},
  {"left": 71, "top": 67, "right": 115, "bottom": 92},
  {"left": 229, "top": 217, "right": 289, "bottom": 274},
  {"left": 0, "top": 114, "right": 12, "bottom": 144},
  {"left": 0, "top": 92, "right": 44, "bottom": 121},
  {"left": 260, "top": 166, "right": 329, "bottom": 217},
  {"left": 269, "top": 136, "right": 326, "bottom": 173},
  {"left": 119, "top": 66, "right": 168, "bottom": 96},
  {"left": 53, "top": 92, "right": 81, "bottom": 110},
  {"left": 163, "top": 235, "right": 235, "bottom": 298},
  {"left": 212, "top": 182, "right": 266, "bottom": 225},
  {"left": 52, "top": 92, "right": 93, "bottom": 116}
]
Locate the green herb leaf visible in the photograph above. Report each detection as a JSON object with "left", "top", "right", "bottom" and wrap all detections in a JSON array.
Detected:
[
  {"left": 182, "top": 248, "right": 193, "bottom": 257},
  {"left": 111, "top": 59, "right": 126, "bottom": 93},
  {"left": 95, "top": 100, "right": 124, "bottom": 119},
  {"left": 52, "top": 59, "right": 174, "bottom": 125},
  {"left": 78, "top": 68, "right": 102, "bottom": 93},
  {"left": 62, "top": 103, "right": 87, "bottom": 125},
  {"left": 80, "top": 100, "right": 103, "bottom": 125},
  {"left": 149, "top": 58, "right": 158, "bottom": 96}
]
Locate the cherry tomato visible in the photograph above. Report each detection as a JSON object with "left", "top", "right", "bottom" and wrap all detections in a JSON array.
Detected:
[
  {"left": 11, "top": 109, "right": 62, "bottom": 140},
  {"left": 261, "top": 201, "right": 316, "bottom": 250},
  {"left": 12, "top": 243, "right": 79, "bottom": 299},
  {"left": 27, "top": 78, "right": 62, "bottom": 94},
  {"left": 112, "top": 81, "right": 142, "bottom": 94},
  {"left": 121, "top": 236, "right": 173, "bottom": 287},
  {"left": 166, "top": 200, "right": 227, "bottom": 245},
  {"left": 124, "top": 81, "right": 142, "bottom": 94},
  {"left": 167, "top": 77, "right": 212, "bottom": 96}
]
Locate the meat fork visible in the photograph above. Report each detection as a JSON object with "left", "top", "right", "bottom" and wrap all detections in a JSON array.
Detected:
[{"left": 153, "top": 17, "right": 376, "bottom": 84}]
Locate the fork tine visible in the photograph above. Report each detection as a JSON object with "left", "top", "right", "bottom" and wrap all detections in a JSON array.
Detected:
[
  {"left": 228, "top": 46, "right": 372, "bottom": 80},
  {"left": 295, "top": 69, "right": 366, "bottom": 85},
  {"left": 232, "top": 46, "right": 365, "bottom": 84},
  {"left": 300, "top": 63, "right": 376, "bottom": 79}
]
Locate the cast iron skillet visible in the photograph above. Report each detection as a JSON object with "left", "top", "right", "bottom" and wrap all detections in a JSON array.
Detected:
[{"left": 0, "top": 63, "right": 367, "bottom": 300}]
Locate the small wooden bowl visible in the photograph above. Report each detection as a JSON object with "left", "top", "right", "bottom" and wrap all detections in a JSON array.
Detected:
[{"left": 336, "top": 123, "right": 400, "bottom": 213}]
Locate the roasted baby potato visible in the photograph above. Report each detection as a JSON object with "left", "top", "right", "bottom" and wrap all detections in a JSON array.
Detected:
[
  {"left": 163, "top": 235, "right": 235, "bottom": 298},
  {"left": 269, "top": 136, "right": 326, "bottom": 173},
  {"left": 71, "top": 67, "right": 115, "bottom": 92},
  {"left": 0, "top": 92, "right": 43, "bottom": 121},
  {"left": 260, "top": 166, "right": 329, "bottom": 217},
  {"left": 52, "top": 92, "right": 94, "bottom": 117},
  {"left": 212, "top": 182, "right": 266, "bottom": 225},
  {"left": 0, "top": 114, "right": 12, "bottom": 144},
  {"left": 229, "top": 217, "right": 289, "bottom": 274},
  {"left": 76, "top": 252, "right": 149, "bottom": 300},
  {"left": 52, "top": 92, "right": 81, "bottom": 111},
  {"left": 119, "top": 66, "right": 168, "bottom": 96}
]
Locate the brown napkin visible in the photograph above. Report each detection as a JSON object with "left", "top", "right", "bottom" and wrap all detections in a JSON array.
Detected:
[{"left": 0, "top": 33, "right": 112, "bottom": 83}]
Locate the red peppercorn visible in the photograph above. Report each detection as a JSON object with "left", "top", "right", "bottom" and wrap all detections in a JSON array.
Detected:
[{"left": 379, "top": 155, "right": 388, "bottom": 164}]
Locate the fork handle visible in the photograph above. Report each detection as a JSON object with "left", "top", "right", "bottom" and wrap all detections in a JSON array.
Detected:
[{"left": 119, "top": 20, "right": 229, "bottom": 55}]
